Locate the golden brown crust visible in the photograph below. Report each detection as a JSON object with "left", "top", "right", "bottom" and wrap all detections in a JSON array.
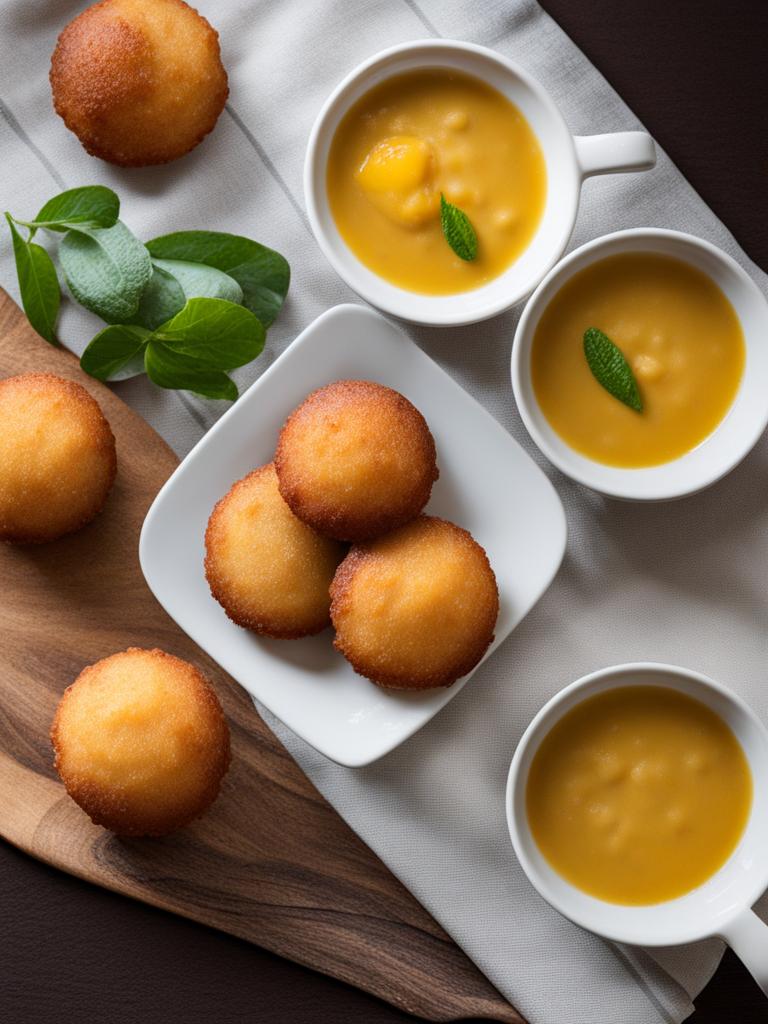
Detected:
[
  {"left": 275, "top": 380, "right": 439, "bottom": 542},
  {"left": 0, "top": 372, "right": 116, "bottom": 544},
  {"left": 50, "top": 0, "right": 228, "bottom": 167},
  {"left": 204, "top": 464, "right": 345, "bottom": 639},
  {"left": 51, "top": 648, "right": 231, "bottom": 837},
  {"left": 330, "top": 516, "right": 498, "bottom": 690}
]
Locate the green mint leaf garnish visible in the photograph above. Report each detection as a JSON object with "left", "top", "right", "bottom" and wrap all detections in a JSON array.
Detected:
[
  {"left": 146, "top": 231, "right": 289, "bottom": 327},
  {"left": 5, "top": 213, "right": 60, "bottom": 344},
  {"left": 439, "top": 193, "right": 478, "bottom": 262},
  {"left": 583, "top": 327, "right": 643, "bottom": 412},
  {"left": 80, "top": 324, "right": 151, "bottom": 382},
  {"left": 59, "top": 220, "right": 152, "bottom": 323}
]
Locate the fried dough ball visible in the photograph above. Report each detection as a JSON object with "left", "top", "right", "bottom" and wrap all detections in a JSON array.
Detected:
[
  {"left": 205, "top": 463, "right": 345, "bottom": 639},
  {"left": 330, "top": 516, "right": 499, "bottom": 690},
  {"left": 275, "top": 380, "right": 439, "bottom": 542},
  {"left": 51, "top": 648, "right": 230, "bottom": 837},
  {"left": 0, "top": 373, "right": 116, "bottom": 544},
  {"left": 50, "top": 0, "right": 228, "bottom": 166}
]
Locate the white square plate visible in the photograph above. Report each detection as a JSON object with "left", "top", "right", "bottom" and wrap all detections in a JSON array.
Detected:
[{"left": 140, "top": 305, "right": 566, "bottom": 767}]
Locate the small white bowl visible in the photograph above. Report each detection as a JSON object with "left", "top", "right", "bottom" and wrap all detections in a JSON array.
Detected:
[
  {"left": 304, "top": 39, "right": 655, "bottom": 327},
  {"left": 506, "top": 663, "right": 768, "bottom": 998},
  {"left": 511, "top": 228, "right": 768, "bottom": 500}
]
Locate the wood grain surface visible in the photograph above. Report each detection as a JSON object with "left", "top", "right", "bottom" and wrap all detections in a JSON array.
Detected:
[{"left": 0, "top": 289, "right": 522, "bottom": 1024}]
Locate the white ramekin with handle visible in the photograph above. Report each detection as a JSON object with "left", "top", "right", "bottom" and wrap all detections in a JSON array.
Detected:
[
  {"left": 304, "top": 39, "right": 656, "bottom": 326},
  {"left": 506, "top": 663, "right": 768, "bottom": 999}
]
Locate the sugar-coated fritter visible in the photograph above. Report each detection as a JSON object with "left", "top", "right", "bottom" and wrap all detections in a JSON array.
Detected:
[
  {"left": 205, "top": 463, "right": 346, "bottom": 639},
  {"left": 275, "top": 380, "right": 438, "bottom": 542},
  {"left": 0, "top": 373, "right": 116, "bottom": 544},
  {"left": 330, "top": 515, "right": 499, "bottom": 690},
  {"left": 51, "top": 648, "right": 230, "bottom": 837},
  {"left": 50, "top": 0, "right": 228, "bottom": 166}
]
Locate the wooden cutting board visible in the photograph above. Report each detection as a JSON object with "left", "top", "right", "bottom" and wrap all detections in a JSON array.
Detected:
[{"left": 0, "top": 290, "right": 522, "bottom": 1024}]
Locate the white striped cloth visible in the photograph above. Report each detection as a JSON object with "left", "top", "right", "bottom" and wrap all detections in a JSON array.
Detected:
[{"left": 2, "top": 2, "right": 767, "bottom": 1022}]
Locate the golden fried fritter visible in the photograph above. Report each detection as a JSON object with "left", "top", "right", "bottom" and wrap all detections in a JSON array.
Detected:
[
  {"left": 50, "top": 0, "right": 228, "bottom": 166},
  {"left": 330, "top": 516, "right": 498, "bottom": 690},
  {"left": 0, "top": 373, "right": 116, "bottom": 544},
  {"left": 275, "top": 380, "right": 438, "bottom": 542},
  {"left": 205, "top": 463, "right": 346, "bottom": 639},
  {"left": 51, "top": 648, "right": 230, "bottom": 837}
]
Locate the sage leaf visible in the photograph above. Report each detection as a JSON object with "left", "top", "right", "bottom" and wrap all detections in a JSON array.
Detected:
[
  {"left": 59, "top": 220, "right": 152, "bottom": 323},
  {"left": 133, "top": 264, "right": 186, "bottom": 330},
  {"left": 145, "top": 341, "right": 238, "bottom": 400},
  {"left": 153, "top": 297, "right": 265, "bottom": 369},
  {"left": 440, "top": 193, "right": 478, "bottom": 261},
  {"left": 152, "top": 258, "right": 243, "bottom": 305},
  {"left": 5, "top": 213, "right": 60, "bottom": 344},
  {"left": 5, "top": 185, "right": 284, "bottom": 396},
  {"left": 29, "top": 186, "right": 119, "bottom": 233},
  {"left": 146, "top": 231, "right": 289, "bottom": 326},
  {"left": 132, "top": 260, "right": 243, "bottom": 331},
  {"left": 583, "top": 327, "right": 643, "bottom": 412},
  {"left": 81, "top": 323, "right": 151, "bottom": 382}
]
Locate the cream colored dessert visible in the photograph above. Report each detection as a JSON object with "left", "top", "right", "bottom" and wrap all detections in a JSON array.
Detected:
[
  {"left": 0, "top": 372, "right": 116, "bottom": 543},
  {"left": 51, "top": 647, "right": 230, "bottom": 836},
  {"left": 50, "top": 0, "right": 228, "bottom": 166},
  {"left": 205, "top": 463, "right": 345, "bottom": 638},
  {"left": 275, "top": 380, "right": 438, "bottom": 542},
  {"left": 330, "top": 515, "right": 498, "bottom": 689}
]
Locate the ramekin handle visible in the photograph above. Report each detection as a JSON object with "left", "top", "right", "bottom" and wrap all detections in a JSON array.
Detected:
[
  {"left": 574, "top": 131, "right": 656, "bottom": 178},
  {"left": 720, "top": 908, "right": 768, "bottom": 999}
]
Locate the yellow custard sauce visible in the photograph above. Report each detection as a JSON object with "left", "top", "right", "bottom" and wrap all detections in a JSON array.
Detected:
[
  {"left": 327, "top": 68, "right": 546, "bottom": 294},
  {"left": 531, "top": 253, "right": 745, "bottom": 467},
  {"left": 526, "top": 686, "right": 752, "bottom": 905}
]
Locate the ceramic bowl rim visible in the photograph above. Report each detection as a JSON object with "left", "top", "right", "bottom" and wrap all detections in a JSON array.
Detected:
[
  {"left": 303, "top": 37, "right": 580, "bottom": 326},
  {"left": 505, "top": 661, "right": 768, "bottom": 946}
]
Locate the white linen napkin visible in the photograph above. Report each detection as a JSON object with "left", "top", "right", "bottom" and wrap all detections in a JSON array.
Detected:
[{"left": 2, "top": 2, "right": 767, "bottom": 1021}]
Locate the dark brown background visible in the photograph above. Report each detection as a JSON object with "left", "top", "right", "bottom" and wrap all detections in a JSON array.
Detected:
[{"left": 3, "top": 1, "right": 767, "bottom": 1022}]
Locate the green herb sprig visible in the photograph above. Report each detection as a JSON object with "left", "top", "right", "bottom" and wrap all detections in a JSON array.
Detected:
[
  {"left": 583, "top": 327, "right": 643, "bottom": 412},
  {"left": 5, "top": 214, "right": 61, "bottom": 344},
  {"left": 5, "top": 186, "right": 289, "bottom": 400},
  {"left": 439, "top": 193, "right": 478, "bottom": 262}
]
